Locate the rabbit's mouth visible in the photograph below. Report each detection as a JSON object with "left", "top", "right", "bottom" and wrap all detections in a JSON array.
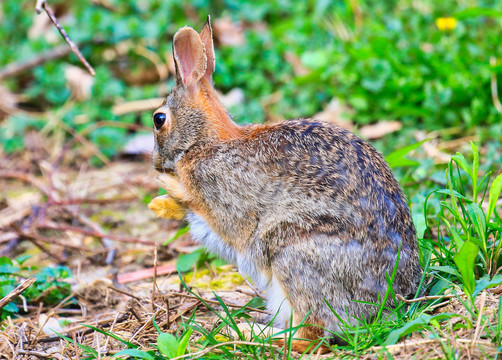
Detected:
[
  {"left": 153, "top": 153, "right": 176, "bottom": 174},
  {"left": 154, "top": 166, "right": 176, "bottom": 176}
]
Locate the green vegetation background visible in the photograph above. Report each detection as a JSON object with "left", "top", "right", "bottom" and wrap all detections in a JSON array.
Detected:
[{"left": 1, "top": 0, "right": 501, "bottom": 157}]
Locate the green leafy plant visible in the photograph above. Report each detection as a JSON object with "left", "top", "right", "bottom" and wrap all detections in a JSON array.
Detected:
[
  {"left": 0, "top": 256, "right": 72, "bottom": 320},
  {"left": 2, "top": 1, "right": 502, "bottom": 157},
  {"left": 385, "top": 139, "right": 430, "bottom": 168},
  {"left": 426, "top": 142, "right": 502, "bottom": 301},
  {"left": 157, "top": 327, "right": 193, "bottom": 358},
  {"left": 176, "top": 248, "right": 218, "bottom": 273}
]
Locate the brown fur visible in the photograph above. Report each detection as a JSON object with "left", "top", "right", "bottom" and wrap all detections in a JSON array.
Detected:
[{"left": 149, "top": 19, "right": 422, "bottom": 353}]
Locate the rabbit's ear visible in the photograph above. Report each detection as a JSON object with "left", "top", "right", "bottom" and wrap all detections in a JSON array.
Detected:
[
  {"left": 173, "top": 27, "right": 207, "bottom": 88},
  {"left": 199, "top": 15, "right": 215, "bottom": 83}
]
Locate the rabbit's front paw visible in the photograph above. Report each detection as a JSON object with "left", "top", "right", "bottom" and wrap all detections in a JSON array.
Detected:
[
  {"left": 155, "top": 173, "right": 188, "bottom": 202},
  {"left": 148, "top": 195, "right": 186, "bottom": 220}
]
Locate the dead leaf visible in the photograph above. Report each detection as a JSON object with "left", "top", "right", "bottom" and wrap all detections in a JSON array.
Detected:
[
  {"left": 6, "top": 189, "right": 42, "bottom": 211},
  {"left": 25, "top": 131, "right": 49, "bottom": 154},
  {"left": 359, "top": 121, "right": 402, "bottom": 139},
  {"left": 28, "top": 13, "right": 53, "bottom": 40},
  {"left": 74, "top": 279, "right": 120, "bottom": 311},
  {"left": 218, "top": 88, "right": 244, "bottom": 108},
  {"left": 117, "top": 262, "right": 177, "bottom": 284},
  {"left": 312, "top": 98, "right": 354, "bottom": 130},
  {"left": 488, "top": 283, "right": 502, "bottom": 295},
  {"left": 213, "top": 17, "right": 245, "bottom": 46},
  {"left": 29, "top": 7, "right": 71, "bottom": 44},
  {"left": 0, "top": 85, "right": 19, "bottom": 119},
  {"left": 122, "top": 134, "right": 154, "bottom": 156},
  {"left": 284, "top": 52, "right": 310, "bottom": 76},
  {"left": 415, "top": 130, "right": 451, "bottom": 164},
  {"left": 421, "top": 43, "right": 434, "bottom": 53},
  {"left": 65, "top": 65, "right": 94, "bottom": 101},
  {"left": 38, "top": 314, "right": 64, "bottom": 336},
  {"left": 0, "top": 207, "right": 32, "bottom": 229},
  {"left": 0, "top": 232, "right": 17, "bottom": 244},
  {"left": 112, "top": 97, "right": 164, "bottom": 116}
]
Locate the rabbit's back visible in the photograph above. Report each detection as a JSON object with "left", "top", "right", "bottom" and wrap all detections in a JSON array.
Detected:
[{"left": 179, "top": 119, "right": 420, "bottom": 298}]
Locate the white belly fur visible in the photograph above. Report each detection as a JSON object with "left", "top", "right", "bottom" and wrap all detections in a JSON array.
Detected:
[{"left": 186, "top": 212, "right": 291, "bottom": 327}]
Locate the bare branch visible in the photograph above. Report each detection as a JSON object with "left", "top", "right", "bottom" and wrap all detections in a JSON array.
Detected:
[{"left": 36, "top": 0, "right": 96, "bottom": 76}]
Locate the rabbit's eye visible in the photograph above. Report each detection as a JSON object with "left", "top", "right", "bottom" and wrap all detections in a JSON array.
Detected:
[{"left": 153, "top": 113, "right": 166, "bottom": 130}]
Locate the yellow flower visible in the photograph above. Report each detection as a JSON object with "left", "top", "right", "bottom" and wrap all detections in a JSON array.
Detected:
[{"left": 436, "top": 17, "right": 457, "bottom": 31}]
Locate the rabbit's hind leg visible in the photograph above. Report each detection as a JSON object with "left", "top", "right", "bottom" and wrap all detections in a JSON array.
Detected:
[
  {"left": 266, "top": 276, "right": 330, "bottom": 354},
  {"left": 272, "top": 314, "right": 331, "bottom": 354},
  {"left": 230, "top": 318, "right": 330, "bottom": 354}
]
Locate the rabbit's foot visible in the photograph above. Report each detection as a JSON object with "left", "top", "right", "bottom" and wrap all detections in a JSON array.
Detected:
[
  {"left": 274, "top": 336, "right": 330, "bottom": 354},
  {"left": 148, "top": 195, "right": 186, "bottom": 220},
  {"left": 229, "top": 322, "right": 283, "bottom": 341},
  {"left": 230, "top": 323, "right": 330, "bottom": 354}
]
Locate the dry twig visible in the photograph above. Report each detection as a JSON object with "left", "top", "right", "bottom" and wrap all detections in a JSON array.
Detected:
[
  {"left": 72, "top": 331, "right": 81, "bottom": 360},
  {"left": 78, "top": 120, "right": 150, "bottom": 137},
  {"left": 152, "top": 245, "right": 158, "bottom": 314},
  {"left": 396, "top": 293, "right": 458, "bottom": 303},
  {"left": 112, "top": 98, "right": 165, "bottom": 116},
  {"left": 17, "top": 349, "right": 64, "bottom": 359},
  {"left": 107, "top": 286, "right": 142, "bottom": 301},
  {"left": 0, "top": 170, "right": 51, "bottom": 195},
  {"left": 35, "top": 0, "right": 95, "bottom": 76},
  {"left": 0, "top": 278, "right": 37, "bottom": 311},
  {"left": 167, "top": 291, "right": 268, "bottom": 315},
  {"left": 471, "top": 290, "right": 487, "bottom": 353},
  {"left": 38, "top": 222, "right": 156, "bottom": 246},
  {"left": 14, "top": 227, "right": 91, "bottom": 252},
  {"left": 0, "top": 45, "right": 70, "bottom": 80}
]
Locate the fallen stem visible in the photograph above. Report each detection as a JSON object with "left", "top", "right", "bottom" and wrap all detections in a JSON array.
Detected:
[
  {"left": 0, "top": 170, "right": 50, "bottom": 195},
  {"left": 167, "top": 291, "right": 269, "bottom": 314},
  {"left": 396, "top": 293, "right": 458, "bottom": 303},
  {"left": 0, "top": 45, "right": 70, "bottom": 80},
  {"left": 38, "top": 222, "right": 156, "bottom": 246},
  {"left": 490, "top": 56, "right": 502, "bottom": 113},
  {"left": 15, "top": 228, "right": 91, "bottom": 252},
  {"left": 50, "top": 196, "right": 138, "bottom": 206}
]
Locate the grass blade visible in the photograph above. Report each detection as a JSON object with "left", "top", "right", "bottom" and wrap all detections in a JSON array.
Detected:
[{"left": 487, "top": 173, "right": 502, "bottom": 220}]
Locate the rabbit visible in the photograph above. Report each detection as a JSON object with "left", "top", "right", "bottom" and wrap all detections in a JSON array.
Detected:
[{"left": 148, "top": 16, "right": 422, "bottom": 352}]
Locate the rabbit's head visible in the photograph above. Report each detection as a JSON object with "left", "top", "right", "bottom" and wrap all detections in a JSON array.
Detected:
[{"left": 152, "top": 17, "right": 240, "bottom": 174}]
